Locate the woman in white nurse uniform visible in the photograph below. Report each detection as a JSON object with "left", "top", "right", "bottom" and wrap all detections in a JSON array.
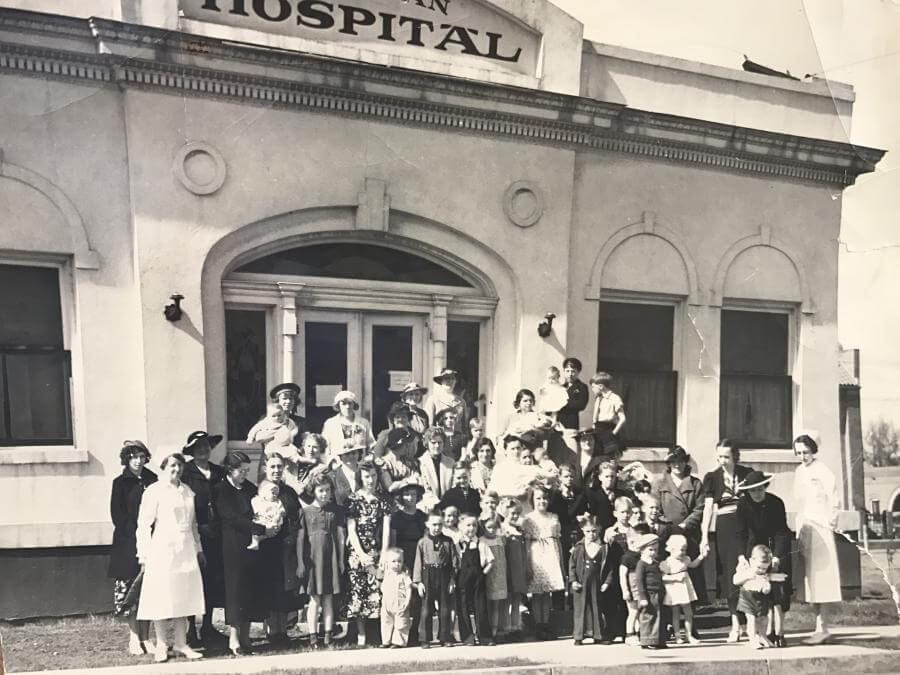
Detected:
[
  {"left": 136, "top": 452, "right": 206, "bottom": 662},
  {"left": 792, "top": 433, "right": 842, "bottom": 645}
]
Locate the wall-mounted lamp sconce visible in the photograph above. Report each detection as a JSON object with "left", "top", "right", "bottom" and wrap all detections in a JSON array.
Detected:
[
  {"left": 164, "top": 294, "right": 184, "bottom": 322},
  {"left": 537, "top": 312, "right": 556, "bottom": 338}
]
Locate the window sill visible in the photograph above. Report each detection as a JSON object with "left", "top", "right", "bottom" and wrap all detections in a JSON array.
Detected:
[
  {"left": 622, "top": 447, "right": 670, "bottom": 463},
  {"left": 740, "top": 449, "right": 800, "bottom": 464},
  {"left": 0, "top": 446, "right": 88, "bottom": 465}
]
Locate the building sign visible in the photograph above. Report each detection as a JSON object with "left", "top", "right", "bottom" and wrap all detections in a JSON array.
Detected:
[{"left": 180, "top": 0, "right": 540, "bottom": 75}]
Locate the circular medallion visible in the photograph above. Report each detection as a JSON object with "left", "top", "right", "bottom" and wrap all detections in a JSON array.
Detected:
[
  {"left": 504, "top": 180, "right": 543, "bottom": 228},
  {"left": 173, "top": 141, "right": 227, "bottom": 196}
]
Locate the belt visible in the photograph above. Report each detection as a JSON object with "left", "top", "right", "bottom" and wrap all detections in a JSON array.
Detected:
[{"left": 423, "top": 563, "right": 447, "bottom": 569}]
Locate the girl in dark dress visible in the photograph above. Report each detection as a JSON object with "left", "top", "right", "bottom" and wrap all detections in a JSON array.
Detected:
[
  {"left": 389, "top": 477, "right": 427, "bottom": 645},
  {"left": 180, "top": 431, "right": 227, "bottom": 646},
  {"left": 700, "top": 439, "right": 753, "bottom": 642},
  {"left": 569, "top": 514, "right": 617, "bottom": 645},
  {"left": 216, "top": 451, "right": 269, "bottom": 656},
  {"left": 297, "top": 474, "right": 347, "bottom": 648},
  {"left": 258, "top": 452, "right": 306, "bottom": 643},
  {"left": 108, "top": 441, "right": 157, "bottom": 656}
]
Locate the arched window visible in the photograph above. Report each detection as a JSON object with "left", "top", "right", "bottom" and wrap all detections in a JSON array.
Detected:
[{"left": 235, "top": 243, "right": 474, "bottom": 287}]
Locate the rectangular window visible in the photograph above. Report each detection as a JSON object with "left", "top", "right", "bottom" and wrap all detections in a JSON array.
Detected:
[
  {"left": 225, "top": 309, "right": 268, "bottom": 441},
  {"left": 720, "top": 309, "right": 792, "bottom": 448},
  {"left": 597, "top": 301, "right": 677, "bottom": 447},
  {"left": 0, "top": 264, "right": 72, "bottom": 445},
  {"left": 447, "top": 320, "right": 481, "bottom": 422}
]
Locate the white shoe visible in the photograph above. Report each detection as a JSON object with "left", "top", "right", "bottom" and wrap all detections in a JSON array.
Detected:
[
  {"left": 154, "top": 644, "right": 169, "bottom": 663},
  {"left": 177, "top": 646, "right": 204, "bottom": 660},
  {"left": 726, "top": 630, "right": 740, "bottom": 643},
  {"left": 128, "top": 635, "right": 144, "bottom": 656}
]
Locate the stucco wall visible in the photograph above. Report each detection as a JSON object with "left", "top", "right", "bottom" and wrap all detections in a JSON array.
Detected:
[
  {"left": 121, "top": 89, "right": 576, "bottom": 458},
  {"left": 566, "top": 150, "right": 844, "bottom": 512},
  {"left": 0, "top": 73, "right": 146, "bottom": 546}
]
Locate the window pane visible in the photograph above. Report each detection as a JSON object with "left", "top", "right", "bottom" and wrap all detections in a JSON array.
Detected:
[
  {"left": 4, "top": 352, "right": 72, "bottom": 443},
  {"left": 0, "top": 265, "right": 64, "bottom": 347},
  {"left": 304, "top": 322, "right": 348, "bottom": 434},
  {"left": 598, "top": 302, "right": 673, "bottom": 371},
  {"left": 447, "top": 321, "right": 480, "bottom": 421},
  {"left": 720, "top": 374, "right": 792, "bottom": 448},
  {"left": 225, "top": 310, "right": 268, "bottom": 441},
  {"left": 236, "top": 243, "right": 473, "bottom": 287},
  {"left": 371, "top": 325, "right": 413, "bottom": 435},
  {"left": 722, "top": 310, "right": 788, "bottom": 375},
  {"left": 609, "top": 371, "right": 677, "bottom": 447}
]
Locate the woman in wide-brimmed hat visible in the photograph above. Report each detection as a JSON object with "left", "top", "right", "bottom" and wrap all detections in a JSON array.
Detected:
[
  {"left": 400, "top": 382, "right": 431, "bottom": 434},
  {"left": 651, "top": 445, "right": 707, "bottom": 605},
  {"left": 388, "top": 476, "right": 428, "bottom": 645},
  {"left": 423, "top": 368, "right": 468, "bottom": 435},
  {"left": 180, "top": 431, "right": 228, "bottom": 646},
  {"left": 735, "top": 469, "right": 792, "bottom": 647},
  {"left": 320, "top": 390, "right": 375, "bottom": 460},
  {"left": 108, "top": 440, "right": 157, "bottom": 656}
]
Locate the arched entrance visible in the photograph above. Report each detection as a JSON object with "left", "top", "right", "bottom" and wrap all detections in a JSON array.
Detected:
[{"left": 201, "top": 207, "right": 514, "bottom": 450}]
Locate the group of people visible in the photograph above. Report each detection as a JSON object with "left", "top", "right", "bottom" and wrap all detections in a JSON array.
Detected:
[{"left": 108, "top": 357, "right": 844, "bottom": 663}]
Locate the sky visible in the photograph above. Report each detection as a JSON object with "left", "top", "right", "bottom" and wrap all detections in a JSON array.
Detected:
[{"left": 552, "top": 0, "right": 900, "bottom": 433}]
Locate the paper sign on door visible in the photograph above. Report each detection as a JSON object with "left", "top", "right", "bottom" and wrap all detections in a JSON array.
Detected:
[
  {"left": 388, "top": 370, "right": 413, "bottom": 392},
  {"left": 315, "top": 384, "right": 344, "bottom": 408}
]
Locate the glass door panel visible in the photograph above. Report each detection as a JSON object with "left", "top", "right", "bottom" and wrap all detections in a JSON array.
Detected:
[
  {"left": 225, "top": 309, "right": 268, "bottom": 441},
  {"left": 447, "top": 320, "right": 481, "bottom": 422},
  {"left": 363, "top": 315, "right": 424, "bottom": 435},
  {"left": 298, "top": 310, "right": 361, "bottom": 434}
]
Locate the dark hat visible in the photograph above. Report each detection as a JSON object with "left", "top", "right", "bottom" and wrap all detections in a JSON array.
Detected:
[
  {"left": 737, "top": 470, "right": 773, "bottom": 492},
  {"left": 574, "top": 428, "right": 596, "bottom": 442},
  {"left": 433, "top": 368, "right": 458, "bottom": 384},
  {"left": 665, "top": 446, "right": 691, "bottom": 465},
  {"left": 388, "top": 401, "right": 412, "bottom": 421},
  {"left": 434, "top": 408, "right": 459, "bottom": 425},
  {"left": 387, "top": 427, "right": 413, "bottom": 449},
  {"left": 562, "top": 357, "right": 583, "bottom": 372},
  {"left": 269, "top": 382, "right": 301, "bottom": 400},
  {"left": 518, "top": 430, "right": 540, "bottom": 450},
  {"left": 183, "top": 430, "right": 223, "bottom": 455}
]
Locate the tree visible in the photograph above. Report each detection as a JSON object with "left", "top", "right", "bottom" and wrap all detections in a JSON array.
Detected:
[{"left": 865, "top": 419, "right": 900, "bottom": 467}]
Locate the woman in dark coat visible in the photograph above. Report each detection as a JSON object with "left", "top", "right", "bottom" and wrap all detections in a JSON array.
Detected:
[
  {"left": 180, "top": 431, "right": 228, "bottom": 646},
  {"left": 700, "top": 439, "right": 753, "bottom": 642},
  {"left": 652, "top": 446, "right": 707, "bottom": 604},
  {"left": 216, "top": 451, "right": 270, "bottom": 656},
  {"left": 734, "top": 470, "right": 792, "bottom": 645},
  {"left": 108, "top": 440, "right": 157, "bottom": 656},
  {"left": 258, "top": 451, "right": 306, "bottom": 643}
]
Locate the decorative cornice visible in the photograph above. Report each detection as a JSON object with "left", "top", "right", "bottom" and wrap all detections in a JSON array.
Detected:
[{"left": 0, "top": 9, "right": 885, "bottom": 187}]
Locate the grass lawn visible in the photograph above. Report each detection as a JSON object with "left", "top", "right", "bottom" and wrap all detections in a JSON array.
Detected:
[{"left": 3, "top": 553, "right": 899, "bottom": 673}]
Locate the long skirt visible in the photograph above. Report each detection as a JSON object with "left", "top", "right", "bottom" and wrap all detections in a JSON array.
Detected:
[
  {"left": 796, "top": 522, "right": 842, "bottom": 604},
  {"left": 713, "top": 512, "right": 743, "bottom": 613}
]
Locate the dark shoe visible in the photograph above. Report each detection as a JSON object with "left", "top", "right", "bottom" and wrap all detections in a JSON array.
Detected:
[
  {"left": 380, "top": 643, "right": 391, "bottom": 649},
  {"left": 440, "top": 640, "right": 455, "bottom": 648},
  {"left": 646, "top": 644, "right": 667, "bottom": 650},
  {"left": 461, "top": 635, "right": 476, "bottom": 646},
  {"left": 774, "top": 635, "right": 786, "bottom": 648},
  {"left": 482, "top": 639, "right": 496, "bottom": 646},
  {"left": 640, "top": 645, "right": 649, "bottom": 650},
  {"left": 574, "top": 639, "right": 584, "bottom": 646},
  {"left": 268, "top": 632, "right": 289, "bottom": 645},
  {"left": 390, "top": 644, "right": 401, "bottom": 649},
  {"left": 421, "top": 643, "right": 432, "bottom": 649}
]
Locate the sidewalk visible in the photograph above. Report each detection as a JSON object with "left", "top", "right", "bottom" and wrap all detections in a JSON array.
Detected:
[{"left": 24, "top": 625, "right": 900, "bottom": 675}]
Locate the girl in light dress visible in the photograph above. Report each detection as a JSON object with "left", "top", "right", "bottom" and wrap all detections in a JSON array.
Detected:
[
  {"left": 522, "top": 485, "right": 565, "bottom": 640},
  {"left": 660, "top": 534, "right": 707, "bottom": 644}
]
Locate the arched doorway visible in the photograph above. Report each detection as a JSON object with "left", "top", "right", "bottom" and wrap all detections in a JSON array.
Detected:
[{"left": 219, "top": 236, "right": 499, "bottom": 444}]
